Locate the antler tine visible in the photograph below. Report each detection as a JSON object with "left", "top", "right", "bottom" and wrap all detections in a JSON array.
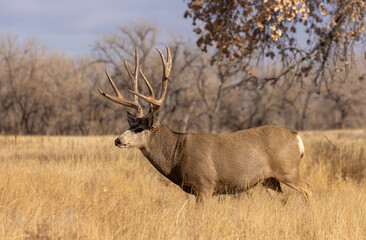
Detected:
[
  {"left": 156, "top": 44, "right": 172, "bottom": 81},
  {"left": 140, "top": 68, "right": 155, "bottom": 109},
  {"left": 98, "top": 49, "right": 144, "bottom": 117},
  {"left": 98, "top": 70, "right": 138, "bottom": 109},
  {"left": 103, "top": 70, "right": 122, "bottom": 97},
  {"left": 140, "top": 69, "right": 154, "bottom": 98},
  {"left": 130, "top": 45, "right": 172, "bottom": 114},
  {"left": 124, "top": 49, "right": 140, "bottom": 101}
]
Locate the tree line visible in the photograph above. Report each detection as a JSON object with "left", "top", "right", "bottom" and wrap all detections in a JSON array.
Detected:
[{"left": 0, "top": 23, "right": 365, "bottom": 135}]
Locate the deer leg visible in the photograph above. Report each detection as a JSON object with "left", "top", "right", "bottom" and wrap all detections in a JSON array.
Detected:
[
  {"left": 280, "top": 177, "right": 313, "bottom": 203},
  {"left": 195, "top": 185, "right": 213, "bottom": 204},
  {"left": 262, "top": 178, "right": 287, "bottom": 204}
]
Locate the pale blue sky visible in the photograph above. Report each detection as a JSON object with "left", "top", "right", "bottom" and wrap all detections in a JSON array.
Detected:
[{"left": 0, "top": 0, "right": 195, "bottom": 55}]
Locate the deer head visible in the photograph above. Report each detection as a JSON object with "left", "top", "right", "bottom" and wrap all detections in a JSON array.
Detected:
[{"left": 98, "top": 45, "right": 172, "bottom": 149}]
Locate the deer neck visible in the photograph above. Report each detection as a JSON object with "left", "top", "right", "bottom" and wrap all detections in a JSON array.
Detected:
[{"left": 140, "top": 125, "right": 181, "bottom": 178}]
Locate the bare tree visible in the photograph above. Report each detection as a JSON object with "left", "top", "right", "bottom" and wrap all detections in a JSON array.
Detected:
[
  {"left": 0, "top": 35, "right": 57, "bottom": 134},
  {"left": 0, "top": 21, "right": 365, "bottom": 135},
  {"left": 93, "top": 23, "right": 203, "bottom": 133}
]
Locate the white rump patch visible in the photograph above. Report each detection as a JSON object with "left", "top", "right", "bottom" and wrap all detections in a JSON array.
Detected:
[{"left": 297, "top": 135, "right": 305, "bottom": 157}]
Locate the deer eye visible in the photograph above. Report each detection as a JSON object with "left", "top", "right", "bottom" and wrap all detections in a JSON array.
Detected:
[{"left": 134, "top": 128, "right": 144, "bottom": 133}]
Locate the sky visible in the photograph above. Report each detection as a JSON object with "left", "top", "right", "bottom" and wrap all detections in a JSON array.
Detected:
[{"left": 0, "top": 0, "right": 196, "bottom": 55}]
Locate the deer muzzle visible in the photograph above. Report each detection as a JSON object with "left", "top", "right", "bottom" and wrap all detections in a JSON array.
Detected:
[{"left": 115, "top": 138, "right": 122, "bottom": 147}]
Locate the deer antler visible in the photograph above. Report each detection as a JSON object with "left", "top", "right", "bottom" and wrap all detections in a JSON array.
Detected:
[
  {"left": 98, "top": 49, "right": 144, "bottom": 118},
  {"left": 129, "top": 45, "right": 172, "bottom": 114}
]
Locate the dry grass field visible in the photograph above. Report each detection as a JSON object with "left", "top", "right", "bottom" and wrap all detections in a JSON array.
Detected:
[{"left": 0, "top": 130, "right": 365, "bottom": 239}]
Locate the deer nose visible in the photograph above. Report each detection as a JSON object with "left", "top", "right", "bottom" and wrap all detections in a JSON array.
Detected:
[{"left": 115, "top": 138, "right": 121, "bottom": 146}]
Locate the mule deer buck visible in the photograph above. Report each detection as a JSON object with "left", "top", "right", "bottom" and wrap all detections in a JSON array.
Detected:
[{"left": 98, "top": 45, "right": 312, "bottom": 203}]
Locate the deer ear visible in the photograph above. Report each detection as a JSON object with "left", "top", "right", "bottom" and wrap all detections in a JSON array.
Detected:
[{"left": 127, "top": 111, "right": 136, "bottom": 127}]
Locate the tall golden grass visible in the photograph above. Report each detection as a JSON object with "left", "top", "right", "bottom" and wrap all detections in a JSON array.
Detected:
[{"left": 0, "top": 131, "right": 365, "bottom": 239}]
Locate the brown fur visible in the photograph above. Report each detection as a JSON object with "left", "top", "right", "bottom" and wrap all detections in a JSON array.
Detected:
[
  {"left": 118, "top": 123, "right": 312, "bottom": 203},
  {"left": 100, "top": 45, "right": 312, "bottom": 203}
]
